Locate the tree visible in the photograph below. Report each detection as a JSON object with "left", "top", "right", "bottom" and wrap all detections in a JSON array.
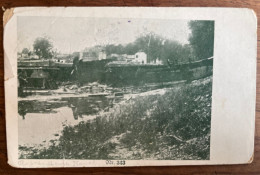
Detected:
[
  {"left": 33, "top": 37, "right": 53, "bottom": 59},
  {"left": 134, "top": 33, "right": 163, "bottom": 63},
  {"left": 104, "top": 33, "right": 192, "bottom": 64},
  {"left": 105, "top": 44, "right": 124, "bottom": 56},
  {"left": 188, "top": 20, "right": 214, "bottom": 60},
  {"left": 22, "top": 48, "right": 30, "bottom": 54},
  {"left": 160, "top": 40, "right": 184, "bottom": 64},
  {"left": 71, "top": 52, "right": 80, "bottom": 58},
  {"left": 124, "top": 43, "right": 138, "bottom": 55}
]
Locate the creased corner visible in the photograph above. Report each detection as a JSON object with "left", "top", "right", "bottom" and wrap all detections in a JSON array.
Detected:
[
  {"left": 249, "top": 8, "right": 257, "bottom": 22},
  {"left": 4, "top": 53, "right": 14, "bottom": 81},
  {"left": 3, "top": 7, "right": 14, "bottom": 27},
  {"left": 248, "top": 154, "right": 254, "bottom": 164}
]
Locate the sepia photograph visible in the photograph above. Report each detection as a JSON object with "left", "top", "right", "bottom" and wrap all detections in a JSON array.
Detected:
[{"left": 17, "top": 16, "right": 214, "bottom": 160}]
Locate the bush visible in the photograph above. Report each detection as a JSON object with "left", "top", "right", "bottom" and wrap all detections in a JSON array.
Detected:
[{"left": 20, "top": 77, "right": 212, "bottom": 160}]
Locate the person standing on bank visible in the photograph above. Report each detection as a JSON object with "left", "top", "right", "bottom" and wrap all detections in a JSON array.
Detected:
[{"left": 71, "top": 54, "right": 83, "bottom": 86}]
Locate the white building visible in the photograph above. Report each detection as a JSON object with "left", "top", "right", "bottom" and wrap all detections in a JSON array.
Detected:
[
  {"left": 134, "top": 52, "right": 147, "bottom": 64},
  {"left": 54, "top": 59, "right": 66, "bottom": 63},
  {"left": 155, "top": 58, "right": 163, "bottom": 65},
  {"left": 98, "top": 50, "right": 107, "bottom": 60}
]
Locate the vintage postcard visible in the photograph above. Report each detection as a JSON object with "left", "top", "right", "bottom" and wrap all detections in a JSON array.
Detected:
[{"left": 4, "top": 7, "right": 256, "bottom": 168}]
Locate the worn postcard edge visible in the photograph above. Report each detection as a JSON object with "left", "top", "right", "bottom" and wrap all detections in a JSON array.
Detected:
[{"left": 3, "top": 7, "right": 257, "bottom": 168}]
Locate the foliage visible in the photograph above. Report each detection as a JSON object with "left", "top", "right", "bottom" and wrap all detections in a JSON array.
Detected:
[
  {"left": 20, "top": 77, "right": 212, "bottom": 160},
  {"left": 105, "top": 44, "right": 124, "bottom": 55},
  {"left": 105, "top": 21, "right": 215, "bottom": 64},
  {"left": 134, "top": 33, "right": 163, "bottom": 62},
  {"left": 105, "top": 33, "right": 194, "bottom": 64},
  {"left": 189, "top": 20, "right": 214, "bottom": 60},
  {"left": 33, "top": 37, "right": 53, "bottom": 59},
  {"left": 21, "top": 48, "right": 30, "bottom": 54}
]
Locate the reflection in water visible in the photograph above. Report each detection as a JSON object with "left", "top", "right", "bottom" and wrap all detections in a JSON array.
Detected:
[
  {"left": 18, "top": 95, "right": 122, "bottom": 146},
  {"left": 18, "top": 95, "right": 120, "bottom": 120},
  {"left": 69, "top": 104, "right": 82, "bottom": 120},
  {"left": 19, "top": 107, "right": 80, "bottom": 146},
  {"left": 66, "top": 96, "right": 112, "bottom": 120}
]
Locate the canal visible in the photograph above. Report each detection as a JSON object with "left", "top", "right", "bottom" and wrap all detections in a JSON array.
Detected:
[{"left": 18, "top": 94, "right": 123, "bottom": 147}]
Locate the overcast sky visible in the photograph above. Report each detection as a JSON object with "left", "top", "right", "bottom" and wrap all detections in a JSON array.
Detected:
[{"left": 18, "top": 16, "right": 191, "bottom": 54}]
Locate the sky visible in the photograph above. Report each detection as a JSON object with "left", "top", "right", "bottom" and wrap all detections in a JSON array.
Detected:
[{"left": 17, "top": 16, "right": 191, "bottom": 54}]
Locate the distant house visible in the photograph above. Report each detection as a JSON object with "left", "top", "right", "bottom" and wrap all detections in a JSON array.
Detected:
[
  {"left": 133, "top": 52, "right": 147, "bottom": 64},
  {"left": 81, "top": 47, "right": 107, "bottom": 62},
  {"left": 110, "top": 54, "right": 119, "bottom": 58},
  {"left": 98, "top": 50, "right": 107, "bottom": 60},
  {"left": 126, "top": 54, "right": 135, "bottom": 60},
  {"left": 54, "top": 59, "right": 66, "bottom": 63},
  {"left": 120, "top": 54, "right": 135, "bottom": 62},
  {"left": 18, "top": 52, "right": 40, "bottom": 60},
  {"left": 108, "top": 52, "right": 148, "bottom": 65},
  {"left": 54, "top": 53, "right": 73, "bottom": 63},
  {"left": 152, "top": 58, "right": 163, "bottom": 65},
  {"left": 21, "top": 53, "right": 29, "bottom": 58}
]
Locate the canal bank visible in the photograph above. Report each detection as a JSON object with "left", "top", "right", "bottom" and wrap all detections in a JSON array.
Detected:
[{"left": 18, "top": 76, "right": 212, "bottom": 160}]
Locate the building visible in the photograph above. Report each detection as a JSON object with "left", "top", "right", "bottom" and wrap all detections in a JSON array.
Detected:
[
  {"left": 98, "top": 50, "right": 107, "bottom": 60},
  {"left": 54, "top": 53, "right": 73, "bottom": 63},
  {"left": 134, "top": 52, "right": 147, "bottom": 64},
  {"left": 54, "top": 59, "right": 66, "bottom": 63},
  {"left": 18, "top": 52, "right": 39, "bottom": 60},
  {"left": 81, "top": 46, "right": 107, "bottom": 61},
  {"left": 108, "top": 52, "right": 148, "bottom": 64},
  {"left": 151, "top": 58, "right": 163, "bottom": 65}
]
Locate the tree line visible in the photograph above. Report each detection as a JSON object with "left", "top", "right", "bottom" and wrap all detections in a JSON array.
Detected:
[
  {"left": 105, "top": 20, "right": 214, "bottom": 64},
  {"left": 20, "top": 20, "right": 214, "bottom": 64}
]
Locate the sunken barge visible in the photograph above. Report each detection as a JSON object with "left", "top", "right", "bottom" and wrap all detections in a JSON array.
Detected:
[{"left": 18, "top": 57, "right": 213, "bottom": 93}]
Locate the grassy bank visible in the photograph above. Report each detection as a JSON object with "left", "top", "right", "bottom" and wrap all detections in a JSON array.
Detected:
[{"left": 20, "top": 77, "right": 212, "bottom": 160}]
